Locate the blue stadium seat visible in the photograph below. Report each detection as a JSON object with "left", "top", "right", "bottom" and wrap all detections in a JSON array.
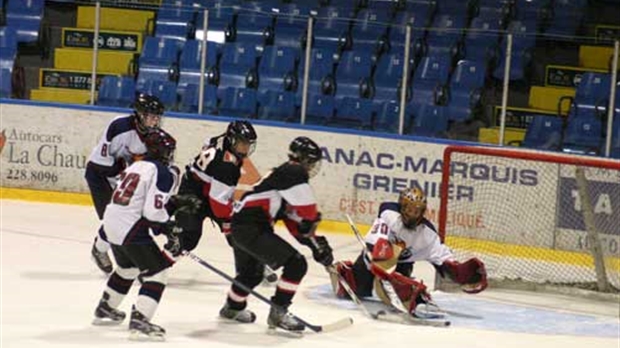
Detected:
[
  {"left": 0, "top": 27, "right": 18, "bottom": 67},
  {"left": 258, "top": 46, "right": 299, "bottom": 93},
  {"left": 373, "top": 53, "right": 409, "bottom": 103},
  {"left": 195, "top": 6, "right": 235, "bottom": 43},
  {"left": 217, "top": 43, "right": 259, "bottom": 98},
  {"left": 475, "top": 0, "right": 511, "bottom": 21},
  {"left": 0, "top": 68, "right": 12, "bottom": 98},
  {"left": 305, "top": 93, "right": 335, "bottom": 125},
  {"left": 425, "top": 14, "right": 467, "bottom": 50},
  {"left": 350, "top": 9, "right": 391, "bottom": 54},
  {"left": 155, "top": 4, "right": 196, "bottom": 42},
  {"left": 434, "top": 0, "right": 471, "bottom": 20},
  {"left": 562, "top": 116, "right": 604, "bottom": 155},
  {"left": 219, "top": 87, "right": 257, "bottom": 118},
  {"left": 332, "top": 97, "right": 374, "bottom": 129},
  {"left": 179, "top": 83, "right": 218, "bottom": 114},
  {"left": 389, "top": 11, "right": 428, "bottom": 57},
  {"left": 273, "top": 4, "right": 312, "bottom": 49},
  {"left": 373, "top": 100, "right": 403, "bottom": 133},
  {"left": 177, "top": 40, "right": 219, "bottom": 96},
  {"left": 298, "top": 47, "right": 337, "bottom": 98},
  {"left": 573, "top": 72, "right": 611, "bottom": 108},
  {"left": 410, "top": 55, "right": 451, "bottom": 105},
  {"left": 408, "top": 103, "right": 449, "bottom": 137},
  {"left": 445, "top": 60, "right": 486, "bottom": 121},
  {"left": 522, "top": 115, "right": 564, "bottom": 150},
  {"left": 235, "top": 6, "right": 275, "bottom": 46},
  {"left": 335, "top": 50, "right": 374, "bottom": 100},
  {"left": 137, "top": 37, "right": 181, "bottom": 89},
  {"left": 491, "top": 47, "right": 532, "bottom": 82},
  {"left": 546, "top": 0, "right": 586, "bottom": 37},
  {"left": 6, "top": 0, "right": 43, "bottom": 43},
  {"left": 463, "top": 17, "right": 502, "bottom": 62},
  {"left": 141, "top": 79, "right": 178, "bottom": 110},
  {"left": 97, "top": 76, "right": 136, "bottom": 108},
  {"left": 513, "top": 0, "right": 552, "bottom": 23},
  {"left": 257, "top": 90, "right": 297, "bottom": 122},
  {"left": 312, "top": 6, "right": 355, "bottom": 51}
]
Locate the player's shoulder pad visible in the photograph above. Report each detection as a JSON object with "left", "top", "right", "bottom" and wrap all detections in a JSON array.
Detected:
[
  {"left": 105, "top": 115, "right": 136, "bottom": 142},
  {"left": 273, "top": 162, "right": 309, "bottom": 189},
  {"left": 147, "top": 160, "right": 175, "bottom": 193},
  {"left": 378, "top": 202, "right": 399, "bottom": 216},
  {"left": 208, "top": 150, "right": 242, "bottom": 186},
  {"left": 420, "top": 218, "right": 438, "bottom": 234}
]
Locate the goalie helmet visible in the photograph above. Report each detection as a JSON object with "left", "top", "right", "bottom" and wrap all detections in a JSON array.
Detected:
[
  {"left": 134, "top": 93, "right": 164, "bottom": 135},
  {"left": 398, "top": 187, "right": 427, "bottom": 228},
  {"left": 144, "top": 129, "right": 176, "bottom": 165},
  {"left": 224, "top": 120, "right": 257, "bottom": 159},
  {"left": 288, "top": 136, "right": 322, "bottom": 178}
]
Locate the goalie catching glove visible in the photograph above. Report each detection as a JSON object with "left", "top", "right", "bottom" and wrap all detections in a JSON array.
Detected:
[{"left": 440, "top": 258, "right": 488, "bottom": 294}]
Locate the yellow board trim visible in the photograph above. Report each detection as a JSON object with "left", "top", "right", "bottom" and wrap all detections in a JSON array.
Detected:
[
  {"left": 77, "top": 6, "right": 155, "bottom": 34},
  {"left": 579, "top": 45, "right": 614, "bottom": 70},
  {"left": 54, "top": 48, "right": 134, "bottom": 75},
  {"left": 30, "top": 88, "right": 94, "bottom": 105},
  {"left": 3, "top": 187, "right": 618, "bottom": 272}
]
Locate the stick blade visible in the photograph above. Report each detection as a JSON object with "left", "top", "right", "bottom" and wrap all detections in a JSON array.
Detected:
[{"left": 307, "top": 317, "right": 354, "bottom": 333}]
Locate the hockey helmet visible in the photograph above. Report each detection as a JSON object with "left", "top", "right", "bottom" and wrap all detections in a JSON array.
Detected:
[
  {"left": 144, "top": 129, "right": 176, "bottom": 165},
  {"left": 398, "top": 187, "right": 427, "bottom": 228},
  {"left": 288, "top": 136, "right": 322, "bottom": 178},
  {"left": 225, "top": 120, "right": 257, "bottom": 159},
  {"left": 134, "top": 93, "right": 164, "bottom": 135}
]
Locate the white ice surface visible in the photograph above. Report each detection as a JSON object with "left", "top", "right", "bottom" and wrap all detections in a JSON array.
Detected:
[{"left": 1, "top": 200, "right": 619, "bottom": 348}]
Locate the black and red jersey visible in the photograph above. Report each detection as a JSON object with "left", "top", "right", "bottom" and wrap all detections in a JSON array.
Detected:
[
  {"left": 187, "top": 135, "right": 242, "bottom": 219},
  {"left": 234, "top": 162, "right": 319, "bottom": 235}
]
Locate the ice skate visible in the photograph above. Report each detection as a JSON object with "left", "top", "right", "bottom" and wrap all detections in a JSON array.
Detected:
[
  {"left": 92, "top": 297, "right": 126, "bottom": 325},
  {"left": 129, "top": 306, "right": 165, "bottom": 341},
  {"left": 219, "top": 303, "right": 257, "bottom": 323},
  {"left": 267, "top": 305, "right": 305, "bottom": 336},
  {"left": 91, "top": 243, "right": 112, "bottom": 274}
]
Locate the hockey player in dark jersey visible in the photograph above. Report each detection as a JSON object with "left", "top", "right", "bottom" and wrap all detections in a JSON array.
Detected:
[
  {"left": 219, "top": 136, "right": 334, "bottom": 333},
  {"left": 92, "top": 129, "right": 181, "bottom": 341},
  {"left": 331, "top": 187, "right": 487, "bottom": 318},
  {"left": 165, "top": 120, "right": 258, "bottom": 260},
  {"left": 85, "top": 93, "right": 165, "bottom": 274}
]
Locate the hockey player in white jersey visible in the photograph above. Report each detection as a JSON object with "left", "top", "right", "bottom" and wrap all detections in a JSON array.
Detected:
[
  {"left": 332, "top": 187, "right": 487, "bottom": 318},
  {"left": 92, "top": 129, "right": 184, "bottom": 340},
  {"left": 85, "top": 93, "right": 164, "bottom": 274}
]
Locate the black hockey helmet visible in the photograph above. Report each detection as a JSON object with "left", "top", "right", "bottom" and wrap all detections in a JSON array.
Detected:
[
  {"left": 288, "top": 136, "right": 322, "bottom": 178},
  {"left": 225, "top": 120, "right": 257, "bottom": 159},
  {"left": 144, "top": 129, "right": 176, "bottom": 165},
  {"left": 134, "top": 93, "right": 164, "bottom": 135}
]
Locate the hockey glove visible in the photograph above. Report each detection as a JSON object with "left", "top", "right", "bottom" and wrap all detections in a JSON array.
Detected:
[
  {"left": 162, "top": 221, "right": 184, "bottom": 257},
  {"left": 167, "top": 194, "right": 202, "bottom": 216},
  {"left": 299, "top": 236, "right": 334, "bottom": 267}
]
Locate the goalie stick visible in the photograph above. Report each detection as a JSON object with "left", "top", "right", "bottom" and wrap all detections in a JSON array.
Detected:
[
  {"left": 183, "top": 251, "right": 354, "bottom": 333},
  {"left": 344, "top": 214, "right": 451, "bottom": 327},
  {"left": 327, "top": 265, "right": 449, "bottom": 327}
]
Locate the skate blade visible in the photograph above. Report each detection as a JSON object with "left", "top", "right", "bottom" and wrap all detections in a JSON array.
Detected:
[
  {"left": 92, "top": 317, "right": 124, "bottom": 326},
  {"left": 266, "top": 326, "right": 304, "bottom": 338},
  {"left": 129, "top": 330, "right": 166, "bottom": 342}
]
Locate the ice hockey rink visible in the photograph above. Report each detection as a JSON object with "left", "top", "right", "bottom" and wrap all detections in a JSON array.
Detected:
[{"left": 2, "top": 199, "right": 619, "bottom": 348}]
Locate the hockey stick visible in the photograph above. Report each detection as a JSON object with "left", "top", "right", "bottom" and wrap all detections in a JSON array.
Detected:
[
  {"left": 325, "top": 265, "right": 384, "bottom": 319},
  {"left": 344, "top": 214, "right": 450, "bottom": 327},
  {"left": 183, "top": 251, "right": 353, "bottom": 333}
]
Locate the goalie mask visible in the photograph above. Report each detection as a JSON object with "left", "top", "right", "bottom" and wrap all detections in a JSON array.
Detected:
[
  {"left": 134, "top": 93, "right": 164, "bottom": 135},
  {"left": 398, "top": 187, "right": 427, "bottom": 228},
  {"left": 288, "top": 136, "right": 322, "bottom": 178},
  {"left": 225, "top": 120, "right": 257, "bottom": 159}
]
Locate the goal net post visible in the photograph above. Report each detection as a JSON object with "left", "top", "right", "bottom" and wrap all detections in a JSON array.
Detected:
[{"left": 436, "top": 145, "right": 620, "bottom": 296}]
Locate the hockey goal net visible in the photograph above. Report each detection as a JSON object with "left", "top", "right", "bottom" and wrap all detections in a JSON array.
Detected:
[{"left": 438, "top": 145, "right": 620, "bottom": 294}]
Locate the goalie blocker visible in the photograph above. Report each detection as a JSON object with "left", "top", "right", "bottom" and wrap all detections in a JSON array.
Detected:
[{"left": 331, "top": 187, "right": 487, "bottom": 317}]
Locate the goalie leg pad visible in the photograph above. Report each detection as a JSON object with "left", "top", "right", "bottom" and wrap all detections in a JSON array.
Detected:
[
  {"left": 374, "top": 272, "right": 430, "bottom": 315},
  {"left": 330, "top": 261, "right": 357, "bottom": 299}
]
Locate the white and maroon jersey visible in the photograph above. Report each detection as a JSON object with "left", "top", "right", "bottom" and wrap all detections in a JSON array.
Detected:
[
  {"left": 234, "top": 162, "right": 319, "bottom": 234},
  {"left": 187, "top": 135, "right": 242, "bottom": 219},
  {"left": 102, "top": 159, "right": 177, "bottom": 245},
  {"left": 88, "top": 115, "right": 147, "bottom": 169},
  {"left": 364, "top": 202, "right": 454, "bottom": 266}
]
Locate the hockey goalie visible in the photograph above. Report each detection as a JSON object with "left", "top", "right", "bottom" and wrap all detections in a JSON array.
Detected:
[{"left": 331, "top": 187, "right": 487, "bottom": 318}]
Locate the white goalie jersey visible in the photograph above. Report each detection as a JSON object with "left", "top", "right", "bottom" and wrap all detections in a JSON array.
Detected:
[
  {"left": 364, "top": 203, "right": 454, "bottom": 266},
  {"left": 102, "top": 159, "right": 178, "bottom": 245}
]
